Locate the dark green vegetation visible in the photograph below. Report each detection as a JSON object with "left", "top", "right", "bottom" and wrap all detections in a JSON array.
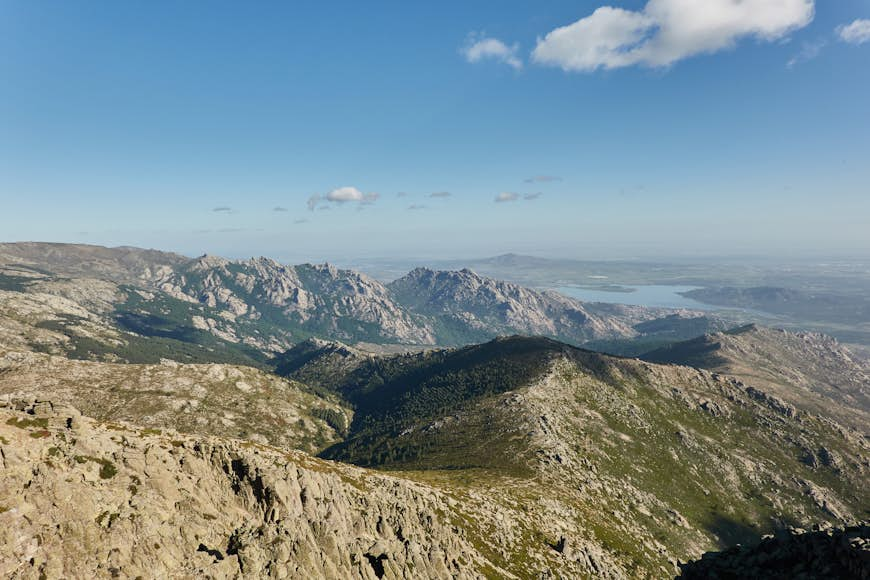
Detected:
[
  {"left": 0, "top": 272, "right": 33, "bottom": 292},
  {"left": 272, "top": 333, "right": 870, "bottom": 575},
  {"left": 6, "top": 416, "right": 49, "bottom": 430},
  {"left": 112, "top": 289, "right": 269, "bottom": 366},
  {"left": 36, "top": 312, "right": 267, "bottom": 367},
  {"left": 315, "top": 336, "right": 565, "bottom": 471},
  {"left": 74, "top": 455, "right": 118, "bottom": 479},
  {"left": 639, "top": 325, "right": 747, "bottom": 369},
  {"left": 585, "top": 314, "right": 731, "bottom": 357}
]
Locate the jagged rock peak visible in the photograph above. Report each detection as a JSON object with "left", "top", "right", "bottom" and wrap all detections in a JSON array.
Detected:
[
  {"left": 242, "top": 256, "right": 284, "bottom": 268},
  {"left": 190, "top": 254, "right": 231, "bottom": 269}
]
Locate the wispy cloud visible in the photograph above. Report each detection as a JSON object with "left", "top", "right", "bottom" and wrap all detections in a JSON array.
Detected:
[
  {"left": 407, "top": 204, "right": 427, "bottom": 211},
  {"left": 531, "top": 0, "right": 814, "bottom": 72},
  {"left": 294, "top": 218, "right": 308, "bottom": 224},
  {"left": 524, "top": 175, "right": 561, "bottom": 183},
  {"left": 462, "top": 34, "right": 523, "bottom": 70},
  {"left": 495, "top": 192, "right": 520, "bottom": 203},
  {"left": 429, "top": 191, "right": 451, "bottom": 198},
  {"left": 495, "top": 191, "right": 543, "bottom": 203},
  {"left": 212, "top": 206, "right": 234, "bottom": 213},
  {"left": 837, "top": 19, "right": 870, "bottom": 45},
  {"left": 787, "top": 39, "right": 825, "bottom": 68},
  {"left": 273, "top": 206, "right": 289, "bottom": 212}
]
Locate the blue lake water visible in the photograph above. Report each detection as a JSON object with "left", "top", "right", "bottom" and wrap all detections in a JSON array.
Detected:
[{"left": 552, "top": 285, "right": 717, "bottom": 310}]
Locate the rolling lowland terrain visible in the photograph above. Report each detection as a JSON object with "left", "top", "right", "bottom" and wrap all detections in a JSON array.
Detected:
[
  {"left": 360, "top": 252, "right": 870, "bottom": 348},
  {"left": 0, "top": 243, "right": 868, "bottom": 579}
]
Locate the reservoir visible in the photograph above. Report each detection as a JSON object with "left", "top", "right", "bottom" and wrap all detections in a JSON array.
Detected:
[{"left": 552, "top": 285, "right": 717, "bottom": 310}]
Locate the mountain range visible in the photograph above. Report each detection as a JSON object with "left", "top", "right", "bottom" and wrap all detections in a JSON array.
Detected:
[
  {"left": 0, "top": 242, "right": 723, "bottom": 360},
  {"left": 0, "top": 242, "right": 867, "bottom": 578}
]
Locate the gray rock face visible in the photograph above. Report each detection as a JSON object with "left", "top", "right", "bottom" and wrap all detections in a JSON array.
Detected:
[
  {"left": 388, "top": 267, "right": 637, "bottom": 343},
  {"left": 0, "top": 403, "right": 503, "bottom": 579},
  {"left": 152, "top": 256, "right": 438, "bottom": 345}
]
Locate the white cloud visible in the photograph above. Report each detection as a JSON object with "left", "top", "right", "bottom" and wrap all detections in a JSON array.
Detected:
[
  {"left": 463, "top": 35, "right": 523, "bottom": 70},
  {"left": 837, "top": 19, "right": 870, "bottom": 45},
  {"left": 429, "top": 191, "right": 452, "bottom": 198},
  {"left": 532, "top": 0, "right": 815, "bottom": 72},
  {"left": 524, "top": 192, "right": 543, "bottom": 200},
  {"left": 495, "top": 192, "right": 520, "bottom": 203},
  {"left": 326, "top": 186, "right": 364, "bottom": 202},
  {"left": 308, "top": 187, "right": 378, "bottom": 211}
]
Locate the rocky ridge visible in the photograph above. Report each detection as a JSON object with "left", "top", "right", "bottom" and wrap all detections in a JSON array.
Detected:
[{"left": 643, "top": 324, "right": 870, "bottom": 431}]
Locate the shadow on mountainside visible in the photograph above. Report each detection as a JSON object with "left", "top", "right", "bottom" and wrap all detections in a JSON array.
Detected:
[{"left": 706, "top": 514, "right": 764, "bottom": 550}]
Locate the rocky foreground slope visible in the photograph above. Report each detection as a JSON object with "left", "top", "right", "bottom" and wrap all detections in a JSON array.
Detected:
[{"left": 0, "top": 401, "right": 501, "bottom": 579}]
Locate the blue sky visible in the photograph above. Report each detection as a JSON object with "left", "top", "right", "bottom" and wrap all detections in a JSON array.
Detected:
[{"left": 1, "top": 1, "right": 868, "bottom": 261}]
